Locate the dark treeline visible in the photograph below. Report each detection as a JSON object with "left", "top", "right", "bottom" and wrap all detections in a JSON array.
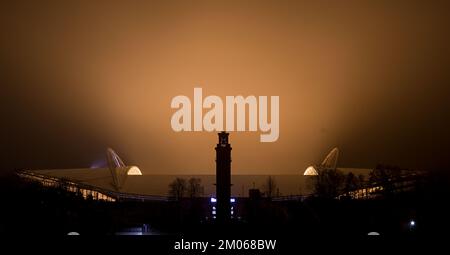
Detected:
[{"left": 1, "top": 170, "right": 450, "bottom": 237}]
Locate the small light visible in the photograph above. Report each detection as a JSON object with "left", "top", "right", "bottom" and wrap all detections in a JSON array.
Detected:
[
  {"left": 230, "top": 198, "right": 236, "bottom": 203},
  {"left": 410, "top": 220, "right": 415, "bottom": 227},
  {"left": 210, "top": 197, "right": 217, "bottom": 203}
]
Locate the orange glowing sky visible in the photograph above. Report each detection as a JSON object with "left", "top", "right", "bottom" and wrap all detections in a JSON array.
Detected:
[{"left": 1, "top": 1, "right": 450, "bottom": 174}]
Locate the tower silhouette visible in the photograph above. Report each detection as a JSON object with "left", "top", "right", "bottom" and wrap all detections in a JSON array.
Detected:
[{"left": 215, "top": 131, "right": 232, "bottom": 223}]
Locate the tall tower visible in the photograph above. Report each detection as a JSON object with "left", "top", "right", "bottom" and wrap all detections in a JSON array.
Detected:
[{"left": 215, "top": 131, "right": 232, "bottom": 223}]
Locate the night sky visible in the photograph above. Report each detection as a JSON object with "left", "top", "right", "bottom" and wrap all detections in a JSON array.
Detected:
[{"left": 1, "top": 1, "right": 450, "bottom": 175}]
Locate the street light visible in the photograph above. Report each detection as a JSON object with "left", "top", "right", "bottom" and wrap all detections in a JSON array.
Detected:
[{"left": 409, "top": 220, "right": 416, "bottom": 231}]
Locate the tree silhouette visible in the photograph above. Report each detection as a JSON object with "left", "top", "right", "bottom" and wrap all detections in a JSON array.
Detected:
[
  {"left": 369, "top": 164, "right": 402, "bottom": 197},
  {"left": 358, "top": 174, "right": 365, "bottom": 184},
  {"left": 343, "top": 172, "right": 359, "bottom": 194},
  {"left": 264, "top": 176, "right": 277, "bottom": 198},
  {"left": 169, "top": 178, "right": 187, "bottom": 200},
  {"left": 187, "top": 177, "right": 204, "bottom": 198},
  {"left": 310, "top": 168, "right": 345, "bottom": 199}
]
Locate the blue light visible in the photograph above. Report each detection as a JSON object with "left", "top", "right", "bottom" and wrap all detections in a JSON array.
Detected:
[{"left": 211, "top": 197, "right": 236, "bottom": 203}]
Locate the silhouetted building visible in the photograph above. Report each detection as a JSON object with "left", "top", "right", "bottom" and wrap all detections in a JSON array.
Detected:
[
  {"left": 249, "top": 188, "right": 262, "bottom": 200},
  {"left": 215, "top": 131, "right": 232, "bottom": 223}
]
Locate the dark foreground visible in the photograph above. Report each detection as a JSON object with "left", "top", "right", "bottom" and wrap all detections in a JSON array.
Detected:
[{"left": 1, "top": 172, "right": 449, "bottom": 253}]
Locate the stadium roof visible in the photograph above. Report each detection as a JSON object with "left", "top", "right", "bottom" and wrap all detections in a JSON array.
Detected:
[{"left": 304, "top": 147, "right": 372, "bottom": 176}]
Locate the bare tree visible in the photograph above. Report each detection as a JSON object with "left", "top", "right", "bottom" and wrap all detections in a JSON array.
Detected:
[
  {"left": 310, "top": 168, "right": 345, "bottom": 199},
  {"left": 343, "top": 172, "right": 359, "bottom": 194},
  {"left": 265, "top": 176, "right": 277, "bottom": 198},
  {"left": 169, "top": 178, "right": 187, "bottom": 200},
  {"left": 187, "top": 178, "right": 204, "bottom": 198},
  {"left": 369, "top": 164, "right": 402, "bottom": 197},
  {"left": 358, "top": 174, "right": 365, "bottom": 184}
]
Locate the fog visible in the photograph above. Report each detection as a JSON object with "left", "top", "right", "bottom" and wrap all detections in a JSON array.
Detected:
[{"left": 1, "top": 1, "right": 450, "bottom": 174}]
